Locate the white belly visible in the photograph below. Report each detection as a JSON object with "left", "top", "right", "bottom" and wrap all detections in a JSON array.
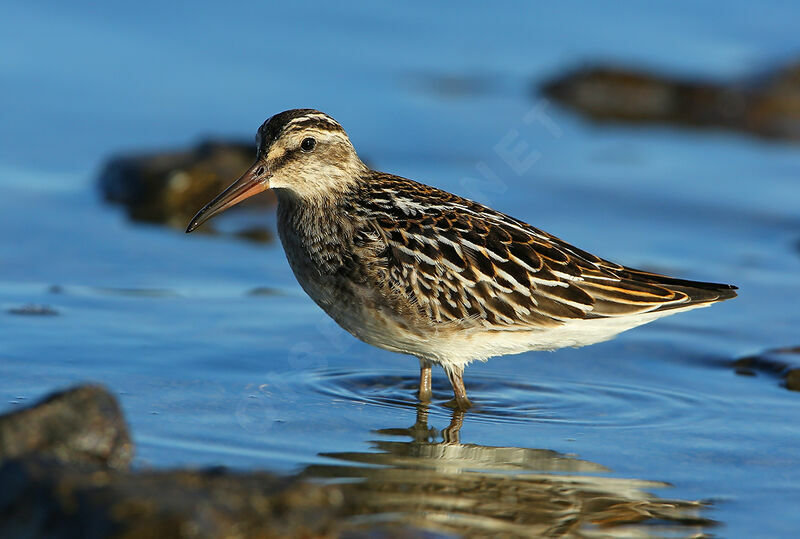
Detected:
[{"left": 406, "top": 302, "right": 711, "bottom": 369}]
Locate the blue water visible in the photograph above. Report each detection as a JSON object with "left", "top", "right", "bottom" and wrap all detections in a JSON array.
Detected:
[{"left": 2, "top": 2, "right": 800, "bottom": 536}]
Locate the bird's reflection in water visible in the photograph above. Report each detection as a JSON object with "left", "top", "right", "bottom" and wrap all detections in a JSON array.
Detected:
[{"left": 302, "top": 405, "right": 716, "bottom": 537}]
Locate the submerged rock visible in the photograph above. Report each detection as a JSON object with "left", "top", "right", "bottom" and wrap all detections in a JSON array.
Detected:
[
  {"left": 0, "top": 385, "right": 347, "bottom": 538},
  {"left": 734, "top": 346, "right": 800, "bottom": 391},
  {"left": 98, "top": 140, "right": 276, "bottom": 240},
  {"left": 0, "top": 385, "right": 132, "bottom": 469},
  {"left": 6, "top": 304, "right": 59, "bottom": 316},
  {"left": 540, "top": 62, "right": 800, "bottom": 141}
]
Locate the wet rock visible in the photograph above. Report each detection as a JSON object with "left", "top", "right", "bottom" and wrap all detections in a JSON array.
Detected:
[
  {"left": 98, "top": 140, "right": 276, "bottom": 235},
  {"left": 734, "top": 347, "right": 800, "bottom": 392},
  {"left": 235, "top": 225, "right": 274, "bottom": 244},
  {"left": 0, "top": 385, "right": 349, "bottom": 538},
  {"left": 540, "top": 62, "right": 800, "bottom": 141},
  {"left": 786, "top": 369, "right": 800, "bottom": 391},
  {"left": 7, "top": 304, "right": 59, "bottom": 316},
  {"left": 0, "top": 458, "right": 348, "bottom": 539},
  {"left": 0, "top": 385, "right": 132, "bottom": 469}
]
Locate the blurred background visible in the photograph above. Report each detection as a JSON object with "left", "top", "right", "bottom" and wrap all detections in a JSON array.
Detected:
[{"left": 2, "top": 2, "right": 800, "bottom": 536}]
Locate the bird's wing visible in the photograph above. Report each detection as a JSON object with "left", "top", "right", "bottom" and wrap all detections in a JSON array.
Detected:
[{"left": 356, "top": 175, "right": 734, "bottom": 329}]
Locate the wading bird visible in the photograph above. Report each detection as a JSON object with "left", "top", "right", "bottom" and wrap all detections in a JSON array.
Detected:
[{"left": 187, "top": 109, "right": 736, "bottom": 409}]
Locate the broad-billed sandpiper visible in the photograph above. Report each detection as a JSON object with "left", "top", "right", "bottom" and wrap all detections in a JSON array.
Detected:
[{"left": 187, "top": 109, "right": 736, "bottom": 409}]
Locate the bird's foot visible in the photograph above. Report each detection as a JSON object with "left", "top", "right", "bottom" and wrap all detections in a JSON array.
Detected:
[{"left": 443, "top": 396, "right": 473, "bottom": 411}]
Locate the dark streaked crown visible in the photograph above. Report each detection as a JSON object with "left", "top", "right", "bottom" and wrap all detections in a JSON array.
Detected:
[{"left": 256, "top": 109, "right": 346, "bottom": 154}]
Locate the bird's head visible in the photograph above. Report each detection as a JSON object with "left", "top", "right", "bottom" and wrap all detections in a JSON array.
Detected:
[{"left": 186, "top": 109, "right": 365, "bottom": 233}]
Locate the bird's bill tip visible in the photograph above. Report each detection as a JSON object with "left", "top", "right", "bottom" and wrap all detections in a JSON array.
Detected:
[{"left": 185, "top": 162, "right": 269, "bottom": 233}]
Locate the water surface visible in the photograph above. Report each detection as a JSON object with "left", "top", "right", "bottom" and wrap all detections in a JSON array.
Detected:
[{"left": 2, "top": 2, "right": 800, "bottom": 536}]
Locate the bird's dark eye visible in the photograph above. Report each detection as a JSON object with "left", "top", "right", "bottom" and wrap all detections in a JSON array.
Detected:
[{"left": 301, "top": 137, "right": 316, "bottom": 152}]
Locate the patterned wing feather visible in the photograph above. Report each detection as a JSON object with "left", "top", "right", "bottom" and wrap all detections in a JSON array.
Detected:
[{"left": 356, "top": 174, "right": 736, "bottom": 329}]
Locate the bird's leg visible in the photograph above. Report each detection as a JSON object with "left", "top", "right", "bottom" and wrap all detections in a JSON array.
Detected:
[
  {"left": 445, "top": 366, "right": 473, "bottom": 410},
  {"left": 418, "top": 358, "right": 432, "bottom": 402}
]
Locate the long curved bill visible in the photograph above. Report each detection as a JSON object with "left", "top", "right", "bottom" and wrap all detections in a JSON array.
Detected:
[{"left": 185, "top": 161, "right": 270, "bottom": 233}]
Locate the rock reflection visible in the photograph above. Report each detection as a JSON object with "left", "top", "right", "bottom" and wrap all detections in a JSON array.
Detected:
[{"left": 304, "top": 406, "right": 716, "bottom": 537}]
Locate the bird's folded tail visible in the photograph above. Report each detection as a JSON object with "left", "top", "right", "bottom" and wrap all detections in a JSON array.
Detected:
[{"left": 617, "top": 267, "right": 737, "bottom": 311}]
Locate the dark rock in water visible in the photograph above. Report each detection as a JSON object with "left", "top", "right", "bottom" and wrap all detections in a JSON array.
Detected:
[
  {"left": 235, "top": 225, "right": 274, "bottom": 244},
  {"left": 0, "top": 457, "right": 349, "bottom": 539},
  {"left": 786, "top": 369, "right": 800, "bottom": 391},
  {"left": 6, "top": 304, "right": 59, "bottom": 316},
  {"left": 0, "top": 385, "right": 132, "bottom": 469},
  {"left": 734, "top": 347, "right": 800, "bottom": 391},
  {"left": 540, "top": 62, "right": 800, "bottom": 141},
  {"left": 0, "top": 385, "right": 349, "bottom": 538},
  {"left": 98, "top": 140, "right": 277, "bottom": 236}
]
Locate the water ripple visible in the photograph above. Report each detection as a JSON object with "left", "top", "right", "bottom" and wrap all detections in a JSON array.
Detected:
[{"left": 308, "top": 368, "right": 723, "bottom": 429}]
